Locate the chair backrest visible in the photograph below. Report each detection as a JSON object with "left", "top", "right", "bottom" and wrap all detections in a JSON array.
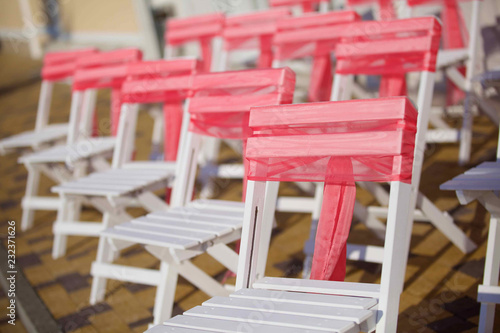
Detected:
[
  {"left": 41, "top": 48, "right": 98, "bottom": 82},
  {"left": 221, "top": 8, "right": 291, "bottom": 70},
  {"left": 269, "top": 0, "right": 330, "bottom": 13},
  {"left": 405, "top": 0, "right": 481, "bottom": 104},
  {"left": 68, "top": 49, "right": 143, "bottom": 143},
  {"left": 238, "top": 97, "right": 417, "bottom": 331},
  {"left": 111, "top": 59, "right": 201, "bottom": 168},
  {"left": 36, "top": 48, "right": 98, "bottom": 133},
  {"left": 331, "top": 17, "right": 441, "bottom": 100},
  {"left": 164, "top": 13, "right": 225, "bottom": 72},
  {"left": 172, "top": 67, "right": 296, "bottom": 207},
  {"left": 272, "top": 10, "right": 361, "bottom": 101}
]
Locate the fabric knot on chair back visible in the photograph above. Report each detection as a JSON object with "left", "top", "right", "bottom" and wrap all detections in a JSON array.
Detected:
[
  {"left": 41, "top": 48, "right": 98, "bottom": 82},
  {"left": 246, "top": 97, "right": 418, "bottom": 281},
  {"left": 166, "top": 13, "right": 225, "bottom": 72},
  {"left": 335, "top": 17, "right": 442, "bottom": 97},
  {"left": 223, "top": 9, "right": 291, "bottom": 69},
  {"left": 273, "top": 11, "right": 361, "bottom": 102},
  {"left": 72, "top": 49, "right": 143, "bottom": 135}
]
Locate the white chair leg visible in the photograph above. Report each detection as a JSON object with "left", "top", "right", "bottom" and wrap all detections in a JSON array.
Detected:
[
  {"left": 478, "top": 217, "right": 500, "bottom": 333},
  {"left": 459, "top": 105, "right": 473, "bottom": 165},
  {"left": 153, "top": 261, "right": 179, "bottom": 325},
  {"left": 52, "top": 195, "right": 71, "bottom": 259},
  {"left": 21, "top": 164, "right": 40, "bottom": 231},
  {"left": 90, "top": 236, "right": 114, "bottom": 304}
]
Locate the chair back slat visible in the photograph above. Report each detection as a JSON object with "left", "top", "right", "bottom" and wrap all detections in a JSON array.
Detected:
[
  {"left": 270, "top": 0, "right": 329, "bottom": 12},
  {"left": 41, "top": 48, "right": 98, "bottom": 82},
  {"left": 246, "top": 97, "right": 417, "bottom": 184},
  {"left": 334, "top": 17, "right": 441, "bottom": 75},
  {"left": 189, "top": 67, "right": 295, "bottom": 140},
  {"left": 166, "top": 13, "right": 225, "bottom": 46}
]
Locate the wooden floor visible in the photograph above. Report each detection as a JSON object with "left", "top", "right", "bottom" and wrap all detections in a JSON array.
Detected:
[{"left": 0, "top": 52, "right": 499, "bottom": 333}]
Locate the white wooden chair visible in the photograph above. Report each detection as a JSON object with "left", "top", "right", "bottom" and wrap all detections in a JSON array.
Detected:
[
  {"left": 50, "top": 59, "right": 200, "bottom": 259},
  {"left": 281, "top": 17, "right": 476, "bottom": 277},
  {"left": 0, "top": 48, "right": 97, "bottom": 155},
  {"left": 18, "top": 49, "right": 143, "bottom": 232},
  {"left": 147, "top": 96, "right": 419, "bottom": 333},
  {"left": 87, "top": 67, "right": 296, "bottom": 325},
  {"left": 404, "top": 0, "right": 482, "bottom": 165},
  {"left": 440, "top": 75, "right": 500, "bottom": 333},
  {"left": 269, "top": 0, "right": 330, "bottom": 14}
]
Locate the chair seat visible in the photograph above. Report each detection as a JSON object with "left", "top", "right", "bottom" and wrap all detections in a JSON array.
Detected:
[
  {"left": 18, "top": 136, "right": 116, "bottom": 164},
  {"left": 436, "top": 48, "right": 469, "bottom": 69},
  {"left": 0, "top": 123, "right": 68, "bottom": 153},
  {"left": 147, "top": 287, "right": 378, "bottom": 333},
  {"left": 440, "top": 161, "right": 500, "bottom": 191},
  {"left": 52, "top": 163, "right": 177, "bottom": 197},
  {"left": 101, "top": 199, "right": 245, "bottom": 250}
]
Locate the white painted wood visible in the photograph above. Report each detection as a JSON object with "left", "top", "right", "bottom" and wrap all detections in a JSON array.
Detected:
[
  {"left": 132, "top": 0, "right": 162, "bottom": 60},
  {"left": 17, "top": 0, "right": 42, "bottom": 59},
  {"left": 206, "top": 244, "right": 239, "bottom": 273},
  {"left": 154, "top": 262, "right": 178, "bottom": 325},
  {"left": 377, "top": 182, "right": 411, "bottom": 332},
  {"left": 183, "top": 306, "right": 359, "bottom": 333},
  {"left": 203, "top": 296, "right": 374, "bottom": 326},
  {"left": 230, "top": 288, "right": 377, "bottom": 309},
  {"left": 478, "top": 217, "right": 500, "bottom": 333},
  {"left": 91, "top": 261, "right": 161, "bottom": 287},
  {"left": 34, "top": 81, "right": 54, "bottom": 132},
  {"left": 253, "top": 277, "right": 380, "bottom": 299},
  {"left": 162, "top": 315, "right": 325, "bottom": 333}
]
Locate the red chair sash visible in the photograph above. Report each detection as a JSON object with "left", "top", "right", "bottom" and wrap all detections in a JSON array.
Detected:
[
  {"left": 166, "top": 13, "right": 225, "bottom": 72},
  {"left": 41, "top": 48, "right": 98, "bottom": 82},
  {"left": 246, "top": 97, "right": 417, "bottom": 281},
  {"left": 273, "top": 11, "right": 361, "bottom": 102},
  {"left": 223, "top": 9, "right": 291, "bottom": 69}
]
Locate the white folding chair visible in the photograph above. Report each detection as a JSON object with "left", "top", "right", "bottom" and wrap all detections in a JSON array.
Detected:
[
  {"left": 50, "top": 59, "right": 200, "bottom": 259},
  {"left": 290, "top": 17, "right": 476, "bottom": 277},
  {"left": 0, "top": 48, "right": 97, "bottom": 155},
  {"left": 148, "top": 96, "right": 419, "bottom": 333},
  {"left": 18, "top": 49, "right": 142, "bottom": 231},
  {"left": 440, "top": 75, "right": 500, "bottom": 333},
  {"left": 404, "top": 0, "right": 482, "bottom": 164},
  {"left": 88, "top": 67, "right": 296, "bottom": 325}
]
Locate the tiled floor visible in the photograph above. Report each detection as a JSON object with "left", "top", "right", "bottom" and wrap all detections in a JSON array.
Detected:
[{"left": 0, "top": 53, "right": 499, "bottom": 332}]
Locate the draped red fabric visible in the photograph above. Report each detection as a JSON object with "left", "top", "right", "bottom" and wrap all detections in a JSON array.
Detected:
[
  {"left": 165, "top": 13, "right": 225, "bottom": 72},
  {"left": 224, "top": 9, "right": 290, "bottom": 69},
  {"left": 408, "top": 0, "right": 471, "bottom": 105},
  {"left": 42, "top": 48, "right": 98, "bottom": 82},
  {"left": 188, "top": 68, "right": 296, "bottom": 202},
  {"left": 163, "top": 103, "right": 184, "bottom": 161},
  {"left": 246, "top": 97, "right": 418, "bottom": 281},
  {"left": 442, "top": 0, "right": 467, "bottom": 105},
  {"left": 273, "top": 11, "right": 361, "bottom": 102}
]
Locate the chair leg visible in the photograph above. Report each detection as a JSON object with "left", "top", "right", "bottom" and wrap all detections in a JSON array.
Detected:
[
  {"left": 458, "top": 104, "right": 473, "bottom": 165},
  {"left": 52, "top": 195, "right": 71, "bottom": 259},
  {"left": 153, "top": 261, "right": 178, "bottom": 325},
  {"left": 21, "top": 164, "right": 40, "bottom": 231},
  {"left": 478, "top": 217, "right": 500, "bottom": 333},
  {"left": 90, "top": 236, "right": 114, "bottom": 304}
]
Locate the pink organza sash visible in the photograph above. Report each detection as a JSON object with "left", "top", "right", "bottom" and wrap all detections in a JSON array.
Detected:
[
  {"left": 273, "top": 11, "right": 360, "bottom": 101},
  {"left": 166, "top": 13, "right": 225, "bottom": 72},
  {"left": 408, "top": 0, "right": 471, "bottom": 105},
  {"left": 246, "top": 97, "right": 418, "bottom": 280}
]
